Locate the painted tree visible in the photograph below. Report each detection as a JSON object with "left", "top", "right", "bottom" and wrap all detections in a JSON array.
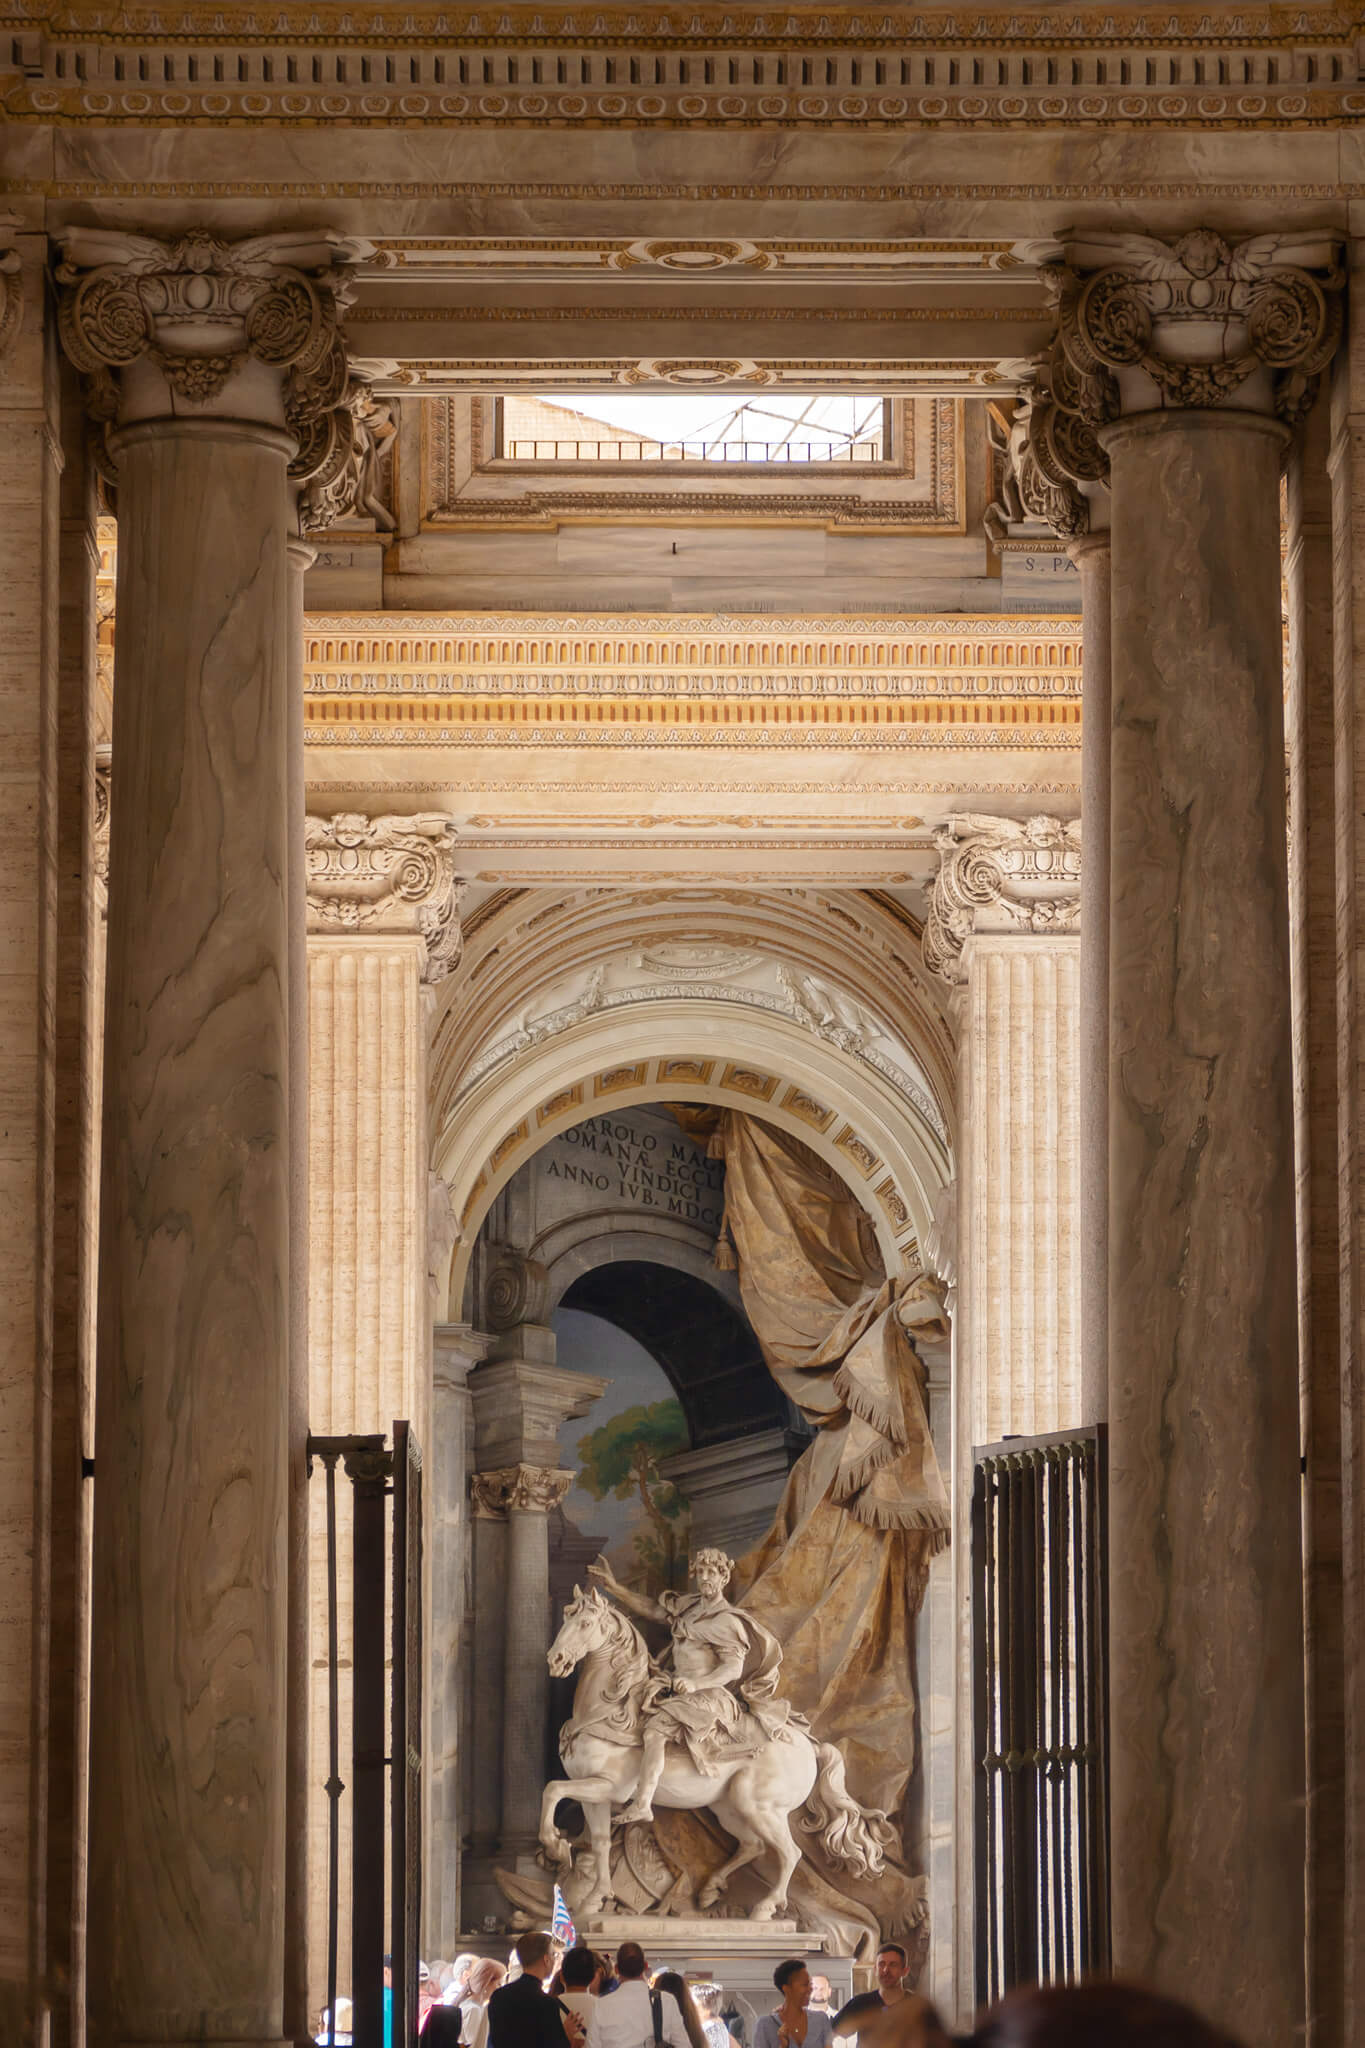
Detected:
[{"left": 575, "top": 1400, "right": 690, "bottom": 1590}]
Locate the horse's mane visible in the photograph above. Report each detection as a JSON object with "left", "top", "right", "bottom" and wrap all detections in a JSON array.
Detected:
[{"left": 565, "top": 1594, "right": 650, "bottom": 1736}]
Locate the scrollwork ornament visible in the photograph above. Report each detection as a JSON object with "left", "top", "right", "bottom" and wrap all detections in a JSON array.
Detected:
[
  {"left": 1044, "top": 228, "right": 1344, "bottom": 425},
  {"left": 53, "top": 226, "right": 367, "bottom": 437},
  {"left": 925, "top": 814, "right": 1082, "bottom": 987}
]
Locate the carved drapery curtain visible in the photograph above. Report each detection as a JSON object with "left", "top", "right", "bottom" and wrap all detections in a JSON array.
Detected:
[{"left": 673, "top": 1108, "right": 948, "bottom": 1827}]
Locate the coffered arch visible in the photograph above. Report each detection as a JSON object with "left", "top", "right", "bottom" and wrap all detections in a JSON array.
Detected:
[{"left": 433, "top": 999, "right": 951, "bottom": 1314}]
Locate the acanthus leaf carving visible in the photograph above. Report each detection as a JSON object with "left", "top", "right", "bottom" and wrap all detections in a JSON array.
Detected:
[
  {"left": 52, "top": 227, "right": 373, "bottom": 491},
  {"left": 924, "top": 813, "right": 1082, "bottom": 987},
  {"left": 470, "top": 1464, "right": 573, "bottom": 1517},
  {"left": 1028, "top": 228, "right": 1345, "bottom": 429}
]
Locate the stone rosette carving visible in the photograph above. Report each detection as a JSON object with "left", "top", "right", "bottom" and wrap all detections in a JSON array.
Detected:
[
  {"left": 470, "top": 1464, "right": 573, "bottom": 1517},
  {"left": 52, "top": 227, "right": 373, "bottom": 510},
  {"left": 304, "top": 810, "right": 466, "bottom": 981},
  {"left": 925, "top": 813, "right": 1082, "bottom": 986},
  {"left": 1022, "top": 228, "right": 1345, "bottom": 430}
]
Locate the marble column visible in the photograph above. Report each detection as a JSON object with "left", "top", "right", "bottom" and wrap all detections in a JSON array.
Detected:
[
  {"left": 1046, "top": 225, "right": 1345, "bottom": 2041},
  {"left": 54, "top": 224, "right": 362, "bottom": 2048},
  {"left": 926, "top": 815, "right": 1082, "bottom": 1444},
  {"left": 1070, "top": 527, "right": 1112, "bottom": 1426},
  {"left": 303, "top": 808, "right": 462, "bottom": 2007},
  {"left": 926, "top": 815, "right": 1081, "bottom": 2026},
  {"left": 0, "top": 231, "right": 61, "bottom": 2048},
  {"left": 462, "top": 1357, "right": 604, "bottom": 1918},
  {"left": 1327, "top": 248, "right": 1365, "bottom": 2048},
  {"left": 1286, "top": 387, "right": 1345, "bottom": 2048},
  {"left": 428, "top": 1323, "right": 493, "bottom": 1955},
  {"left": 283, "top": 536, "right": 315, "bottom": 2044}
]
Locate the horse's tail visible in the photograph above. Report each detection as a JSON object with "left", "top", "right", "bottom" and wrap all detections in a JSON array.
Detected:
[{"left": 798, "top": 1742, "right": 899, "bottom": 1878}]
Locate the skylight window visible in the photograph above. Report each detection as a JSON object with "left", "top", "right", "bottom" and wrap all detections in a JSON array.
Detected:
[{"left": 499, "top": 392, "right": 889, "bottom": 464}]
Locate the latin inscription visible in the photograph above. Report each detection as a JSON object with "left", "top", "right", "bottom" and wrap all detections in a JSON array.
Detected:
[{"left": 543, "top": 1114, "right": 724, "bottom": 1228}]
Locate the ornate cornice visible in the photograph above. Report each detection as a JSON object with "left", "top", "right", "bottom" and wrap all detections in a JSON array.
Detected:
[
  {"left": 5, "top": 6, "right": 1364, "bottom": 129},
  {"left": 924, "top": 813, "right": 1082, "bottom": 986},
  {"left": 1030, "top": 228, "right": 1345, "bottom": 428},
  {"left": 469, "top": 1464, "right": 573, "bottom": 1518},
  {"left": 302, "top": 612, "right": 1082, "bottom": 753},
  {"left": 304, "top": 810, "right": 465, "bottom": 981}
]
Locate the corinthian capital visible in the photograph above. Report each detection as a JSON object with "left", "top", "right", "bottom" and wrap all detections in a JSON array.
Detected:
[
  {"left": 305, "top": 810, "right": 465, "bottom": 982},
  {"left": 1021, "top": 228, "right": 1344, "bottom": 428},
  {"left": 53, "top": 227, "right": 375, "bottom": 507},
  {"left": 470, "top": 1464, "right": 573, "bottom": 1517},
  {"left": 924, "top": 813, "right": 1082, "bottom": 987}
]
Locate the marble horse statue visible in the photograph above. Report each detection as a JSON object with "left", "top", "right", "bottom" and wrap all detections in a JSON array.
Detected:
[{"left": 540, "top": 1550, "right": 896, "bottom": 1920}]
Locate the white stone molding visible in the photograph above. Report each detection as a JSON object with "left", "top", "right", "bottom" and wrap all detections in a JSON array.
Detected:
[
  {"left": 304, "top": 810, "right": 465, "bottom": 982},
  {"left": 1022, "top": 228, "right": 1345, "bottom": 429},
  {"left": 924, "top": 813, "right": 1082, "bottom": 987},
  {"left": 469, "top": 1463, "right": 574, "bottom": 1518},
  {"left": 52, "top": 226, "right": 377, "bottom": 520}
]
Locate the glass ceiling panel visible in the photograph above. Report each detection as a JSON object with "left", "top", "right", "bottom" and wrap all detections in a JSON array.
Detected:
[{"left": 501, "top": 392, "right": 888, "bottom": 463}]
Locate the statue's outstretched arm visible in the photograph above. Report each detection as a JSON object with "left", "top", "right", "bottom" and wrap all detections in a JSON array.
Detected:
[{"left": 587, "top": 1555, "right": 665, "bottom": 1623}]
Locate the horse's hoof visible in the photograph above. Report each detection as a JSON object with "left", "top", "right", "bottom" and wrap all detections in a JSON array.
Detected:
[{"left": 752, "top": 1902, "right": 779, "bottom": 1921}]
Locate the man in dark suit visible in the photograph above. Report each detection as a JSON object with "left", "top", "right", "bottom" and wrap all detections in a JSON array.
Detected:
[{"left": 488, "top": 1932, "right": 585, "bottom": 2048}]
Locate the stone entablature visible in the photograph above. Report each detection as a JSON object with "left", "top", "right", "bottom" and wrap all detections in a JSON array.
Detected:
[
  {"left": 6, "top": 4, "right": 1364, "bottom": 129},
  {"left": 305, "top": 809, "right": 465, "bottom": 980},
  {"left": 924, "top": 813, "right": 1082, "bottom": 986},
  {"left": 303, "top": 612, "right": 1082, "bottom": 749}
]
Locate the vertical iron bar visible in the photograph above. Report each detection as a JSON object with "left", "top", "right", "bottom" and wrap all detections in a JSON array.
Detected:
[
  {"left": 325, "top": 1452, "right": 341, "bottom": 2048},
  {"left": 391, "top": 1423, "right": 424, "bottom": 2048},
  {"left": 973, "top": 1458, "right": 991, "bottom": 2009},
  {"left": 1046, "top": 1446, "right": 1065, "bottom": 1981},
  {"left": 1057, "top": 1445, "right": 1076, "bottom": 1983},
  {"left": 347, "top": 1441, "right": 391, "bottom": 2048}
]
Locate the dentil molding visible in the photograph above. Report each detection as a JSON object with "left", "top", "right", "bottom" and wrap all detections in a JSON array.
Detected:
[
  {"left": 304, "top": 809, "right": 466, "bottom": 981},
  {"left": 924, "top": 812, "right": 1082, "bottom": 986},
  {"left": 6, "top": 6, "right": 1365, "bottom": 130}
]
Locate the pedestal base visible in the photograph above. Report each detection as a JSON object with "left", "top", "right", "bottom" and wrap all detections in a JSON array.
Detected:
[{"left": 581, "top": 1913, "right": 806, "bottom": 1949}]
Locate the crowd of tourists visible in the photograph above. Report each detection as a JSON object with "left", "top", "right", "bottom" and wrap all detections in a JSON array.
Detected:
[{"left": 315, "top": 1932, "right": 1243, "bottom": 2048}]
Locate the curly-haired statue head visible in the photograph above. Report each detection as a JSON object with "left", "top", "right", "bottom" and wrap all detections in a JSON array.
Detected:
[{"left": 691, "top": 1548, "right": 734, "bottom": 1588}]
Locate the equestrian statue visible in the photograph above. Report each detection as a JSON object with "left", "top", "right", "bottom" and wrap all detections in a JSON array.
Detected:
[{"left": 539, "top": 1547, "right": 896, "bottom": 1922}]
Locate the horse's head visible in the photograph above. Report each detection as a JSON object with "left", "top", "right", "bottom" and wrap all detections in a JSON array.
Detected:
[{"left": 548, "top": 1583, "right": 614, "bottom": 1677}]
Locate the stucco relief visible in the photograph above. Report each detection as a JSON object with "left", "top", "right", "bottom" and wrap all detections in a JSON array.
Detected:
[{"left": 457, "top": 949, "right": 947, "bottom": 1143}]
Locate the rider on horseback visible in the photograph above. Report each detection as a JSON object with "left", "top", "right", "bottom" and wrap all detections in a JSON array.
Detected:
[{"left": 587, "top": 1547, "right": 791, "bottom": 1824}]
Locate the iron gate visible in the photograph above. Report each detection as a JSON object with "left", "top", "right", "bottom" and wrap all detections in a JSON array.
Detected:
[
  {"left": 972, "top": 1427, "right": 1109, "bottom": 2006},
  {"left": 309, "top": 1424, "right": 424, "bottom": 2048}
]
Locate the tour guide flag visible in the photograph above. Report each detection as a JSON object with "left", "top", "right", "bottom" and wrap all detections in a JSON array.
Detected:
[{"left": 551, "top": 1882, "right": 576, "bottom": 1949}]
